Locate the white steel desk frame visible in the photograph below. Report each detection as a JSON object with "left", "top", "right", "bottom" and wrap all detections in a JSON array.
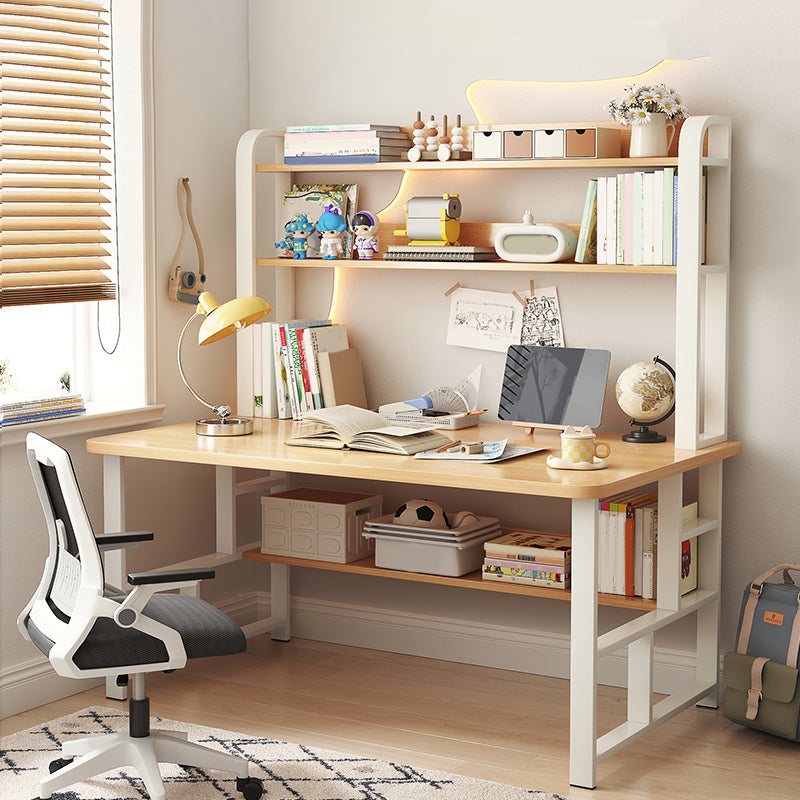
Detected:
[{"left": 93, "top": 430, "right": 729, "bottom": 790}]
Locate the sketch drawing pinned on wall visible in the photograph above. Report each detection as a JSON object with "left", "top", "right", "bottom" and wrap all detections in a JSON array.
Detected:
[
  {"left": 521, "top": 286, "right": 564, "bottom": 347},
  {"left": 446, "top": 287, "right": 524, "bottom": 352}
]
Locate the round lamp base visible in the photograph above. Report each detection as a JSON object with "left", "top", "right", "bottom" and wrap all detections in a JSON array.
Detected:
[
  {"left": 622, "top": 425, "right": 666, "bottom": 444},
  {"left": 196, "top": 417, "right": 253, "bottom": 436}
]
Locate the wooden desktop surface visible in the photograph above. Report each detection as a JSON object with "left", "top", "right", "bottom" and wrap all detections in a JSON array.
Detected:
[{"left": 86, "top": 419, "right": 741, "bottom": 500}]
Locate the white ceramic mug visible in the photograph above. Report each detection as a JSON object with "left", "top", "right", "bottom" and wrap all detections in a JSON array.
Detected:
[{"left": 560, "top": 425, "right": 611, "bottom": 465}]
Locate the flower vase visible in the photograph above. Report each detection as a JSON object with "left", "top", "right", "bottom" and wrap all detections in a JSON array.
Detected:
[{"left": 629, "top": 113, "right": 676, "bottom": 158}]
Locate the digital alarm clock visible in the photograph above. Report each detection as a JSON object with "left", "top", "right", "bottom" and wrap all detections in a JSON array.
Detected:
[{"left": 494, "top": 211, "right": 577, "bottom": 263}]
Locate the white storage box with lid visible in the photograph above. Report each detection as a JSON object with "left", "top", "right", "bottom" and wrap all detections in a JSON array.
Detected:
[
  {"left": 363, "top": 514, "right": 500, "bottom": 577},
  {"left": 261, "top": 487, "right": 382, "bottom": 563}
]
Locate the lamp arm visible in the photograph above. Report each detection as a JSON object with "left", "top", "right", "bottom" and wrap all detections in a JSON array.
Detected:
[{"left": 176, "top": 313, "right": 230, "bottom": 418}]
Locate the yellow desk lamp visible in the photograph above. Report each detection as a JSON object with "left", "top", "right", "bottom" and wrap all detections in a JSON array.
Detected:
[{"left": 177, "top": 291, "right": 271, "bottom": 435}]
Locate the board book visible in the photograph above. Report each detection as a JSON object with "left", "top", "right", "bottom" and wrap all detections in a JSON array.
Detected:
[{"left": 286, "top": 404, "right": 452, "bottom": 455}]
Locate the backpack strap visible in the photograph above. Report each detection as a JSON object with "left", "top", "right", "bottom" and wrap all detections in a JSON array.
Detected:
[
  {"left": 746, "top": 656, "right": 770, "bottom": 720},
  {"left": 737, "top": 564, "right": 800, "bottom": 667}
]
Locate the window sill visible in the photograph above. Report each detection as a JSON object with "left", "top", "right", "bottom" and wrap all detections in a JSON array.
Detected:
[{"left": 0, "top": 403, "right": 166, "bottom": 447}]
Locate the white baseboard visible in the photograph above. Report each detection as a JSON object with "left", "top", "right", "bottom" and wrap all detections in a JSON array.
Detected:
[
  {"left": 0, "top": 657, "right": 101, "bottom": 720},
  {"left": 221, "top": 592, "right": 701, "bottom": 696}
]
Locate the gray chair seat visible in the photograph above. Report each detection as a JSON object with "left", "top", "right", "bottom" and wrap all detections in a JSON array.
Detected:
[{"left": 69, "top": 594, "right": 246, "bottom": 669}]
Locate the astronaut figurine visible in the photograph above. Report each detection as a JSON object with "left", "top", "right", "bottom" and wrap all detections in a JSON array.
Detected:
[{"left": 352, "top": 211, "right": 379, "bottom": 259}]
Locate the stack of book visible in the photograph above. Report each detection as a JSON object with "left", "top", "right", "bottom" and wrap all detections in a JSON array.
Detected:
[
  {"left": 575, "top": 169, "right": 680, "bottom": 266},
  {"left": 1, "top": 393, "right": 85, "bottom": 427},
  {"left": 598, "top": 491, "right": 699, "bottom": 600},
  {"left": 482, "top": 530, "right": 571, "bottom": 589},
  {"left": 252, "top": 319, "right": 366, "bottom": 420},
  {"left": 283, "top": 124, "right": 409, "bottom": 165}
]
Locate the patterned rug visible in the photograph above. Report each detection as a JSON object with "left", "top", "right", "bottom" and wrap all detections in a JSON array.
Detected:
[{"left": 1, "top": 707, "right": 572, "bottom": 800}]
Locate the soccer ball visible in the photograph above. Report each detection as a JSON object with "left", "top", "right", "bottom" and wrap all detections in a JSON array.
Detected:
[{"left": 393, "top": 499, "right": 450, "bottom": 529}]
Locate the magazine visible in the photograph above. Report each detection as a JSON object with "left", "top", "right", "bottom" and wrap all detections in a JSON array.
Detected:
[{"left": 285, "top": 405, "right": 452, "bottom": 455}]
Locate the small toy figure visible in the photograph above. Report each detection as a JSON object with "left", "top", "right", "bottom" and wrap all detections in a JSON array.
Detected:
[
  {"left": 287, "top": 214, "right": 316, "bottom": 259},
  {"left": 352, "top": 211, "right": 379, "bottom": 259},
  {"left": 274, "top": 219, "right": 294, "bottom": 257},
  {"left": 315, "top": 206, "right": 347, "bottom": 259}
]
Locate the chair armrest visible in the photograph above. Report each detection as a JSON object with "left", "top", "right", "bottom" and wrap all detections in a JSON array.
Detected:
[
  {"left": 95, "top": 531, "right": 154, "bottom": 552},
  {"left": 113, "top": 568, "right": 216, "bottom": 629},
  {"left": 127, "top": 567, "right": 215, "bottom": 585}
]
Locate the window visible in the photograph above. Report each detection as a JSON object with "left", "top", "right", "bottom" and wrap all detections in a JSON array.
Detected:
[
  {"left": 1, "top": 1, "right": 157, "bottom": 425},
  {"left": 1, "top": 0, "right": 116, "bottom": 307}
]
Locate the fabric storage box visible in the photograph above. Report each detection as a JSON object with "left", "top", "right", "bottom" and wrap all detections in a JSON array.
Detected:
[
  {"left": 261, "top": 487, "right": 381, "bottom": 563},
  {"left": 533, "top": 128, "right": 565, "bottom": 158},
  {"left": 502, "top": 130, "right": 533, "bottom": 159},
  {"left": 472, "top": 129, "right": 503, "bottom": 160}
]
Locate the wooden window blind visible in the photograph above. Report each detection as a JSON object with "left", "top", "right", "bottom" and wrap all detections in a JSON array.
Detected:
[{"left": 1, "top": 0, "right": 116, "bottom": 307}]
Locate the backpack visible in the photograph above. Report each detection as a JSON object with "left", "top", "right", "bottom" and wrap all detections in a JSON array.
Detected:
[{"left": 723, "top": 564, "right": 800, "bottom": 740}]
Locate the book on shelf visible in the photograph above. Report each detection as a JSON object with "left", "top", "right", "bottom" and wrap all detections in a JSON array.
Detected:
[
  {"left": 261, "top": 319, "right": 332, "bottom": 420},
  {"left": 483, "top": 530, "right": 571, "bottom": 563},
  {"left": 583, "top": 169, "right": 679, "bottom": 267},
  {"left": 481, "top": 566, "right": 570, "bottom": 589},
  {"left": 285, "top": 124, "right": 403, "bottom": 133},
  {"left": 317, "top": 348, "right": 367, "bottom": 410},
  {"left": 284, "top": 145, "right": 408, "bottom": 159},
  {"left": 484, "top": 556, "right": 568, "bottom": 575},
  {"left": 284, "top": 130, "right": 409, "bottom": 143},
  {"left": 285, "top": 404, "right": 452, "bottom": 455},
  {"left": 301, "top": 324, "right": 349, "bottom": 410},
  {"left": 575, "top": 179, "right": 597, "bottom": 263},
  {"left": 284, "top": 154, "right": 404, "bottom": 165}
]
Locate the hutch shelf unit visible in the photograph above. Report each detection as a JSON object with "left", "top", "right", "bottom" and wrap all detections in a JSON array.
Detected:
[
  {"left": 87, "top": 116, "right": 736, "bottom": 788},
  {"left": 235, "top": 116, "right": 732, "bottom": 451}
]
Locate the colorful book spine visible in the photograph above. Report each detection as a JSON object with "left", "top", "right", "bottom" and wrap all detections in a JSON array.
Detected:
[
  {"left": 606, "top": 176, "right": 617, "bottom": 265},
  {"left": 482, "top": 550, "right": 570, "bottom": 567},
  {"left": 283, "top": 154, "right": 402, "bottom": 165},
  {"left": 575, "top": 179, "right": 598, "bottom": 263},
  {"left": 484, "top": 557, "right": 568, "bottom": 575},
  {"left": 623, "top": 172, "right": 634, "bottom": 264},
  {"left": 482, "top": 568, "right": 570, "bottom": 589},
  {"left": 615, "top": 174, "right": 625, "bottom": 265},
  {"left": 252, "top": 323, "right": 263, "bottom": 418},
  {"left": 271, "top": 324, "right": 290, "bottom": 419},
  {"left": 285, "top": 124, "right": 402, "bottom": 133},
  {"left": 662, "top": 167, "right": 676, "bottom": 265},
  {"left": 596, "top": 176, "right": 607, "bottom": 264}
]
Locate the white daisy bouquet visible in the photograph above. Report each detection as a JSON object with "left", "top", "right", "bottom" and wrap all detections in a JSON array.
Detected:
[{"left": 606, "top": 84, "right": 687, "bottom": 126}]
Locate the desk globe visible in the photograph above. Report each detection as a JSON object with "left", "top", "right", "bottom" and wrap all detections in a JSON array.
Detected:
[{"left": 615, "top": 357, "right": 675, "bottom": 443}]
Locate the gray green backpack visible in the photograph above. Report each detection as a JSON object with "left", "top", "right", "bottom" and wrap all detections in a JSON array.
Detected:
[{"left": 723, "top": 564, "right": 800, "bottom": 740}]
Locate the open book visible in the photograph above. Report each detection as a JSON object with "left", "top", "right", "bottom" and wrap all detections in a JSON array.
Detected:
[{"left": 286, "top": 405, "right": 452, "bottom": 455}]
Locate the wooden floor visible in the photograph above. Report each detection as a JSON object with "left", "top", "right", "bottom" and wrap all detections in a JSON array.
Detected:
[{"left": 3, "top": 636, "right": 799, "bottom": 799}]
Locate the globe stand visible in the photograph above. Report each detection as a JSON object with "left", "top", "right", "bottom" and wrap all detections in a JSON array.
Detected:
[
  {"left": 618, "top": 356, "right": 676, "bottom": 444},
  {"left": 622, "top": 423, "right": 667, "bottom": 444}
]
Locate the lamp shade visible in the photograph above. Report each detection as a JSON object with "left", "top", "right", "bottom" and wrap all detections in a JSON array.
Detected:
[{"left": 196, "top": 292, "right": 271, "bottom": 346}]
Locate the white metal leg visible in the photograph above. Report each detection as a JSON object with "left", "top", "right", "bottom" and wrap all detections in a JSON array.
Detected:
[
  {"left": 269, "top": 562, "right": 291, "bottom": 641},
  {"left": 215, "top": 465, "right": 236, "bottom": 554},
  {"left": 696, "top": 461, "right": 723, "bottom": 707},
  {"left": 102, "top": 454, "right": 127, "bottom": 701},
  {"left": 569, "top": 497, "right": 599, "bottom": 789}
]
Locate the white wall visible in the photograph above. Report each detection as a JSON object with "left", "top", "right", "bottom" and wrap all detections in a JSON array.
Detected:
[{"left": 246, "top": 0, "right": 800, "bottom": 663}]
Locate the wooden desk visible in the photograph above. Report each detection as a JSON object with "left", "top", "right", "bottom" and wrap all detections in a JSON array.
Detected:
[{"left": 87, "top": 420, "right": 740, "bottom": 789}]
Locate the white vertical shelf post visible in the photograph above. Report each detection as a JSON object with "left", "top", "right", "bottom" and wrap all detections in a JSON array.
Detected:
[
  {"left": 569, "top": 497, "right": 599, "bottom": 789},
  {"left": 675, "top": 116, "right": 732, "bottom": 450},
  {"left": 656, "top": 474, "right": 683, "bottom": 612},
  {"left": 235, "top": 129, "right": 293, "bottom": 416}
]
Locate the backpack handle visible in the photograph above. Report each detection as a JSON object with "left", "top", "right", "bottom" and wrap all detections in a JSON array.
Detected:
[{"left": 737, "top": 564, "right": 800, "bottom": 668}]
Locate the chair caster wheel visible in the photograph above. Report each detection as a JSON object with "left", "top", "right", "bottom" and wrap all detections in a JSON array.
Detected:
[
  {"left": 237, "top": 775, "right": 264, "bottom": 799},
  {"left": 49, "top": 757, "right": 74, "bottom": 773}
]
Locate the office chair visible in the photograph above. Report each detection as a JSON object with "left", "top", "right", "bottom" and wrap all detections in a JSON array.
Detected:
[{"left": 17, "top": 433, "right": 264, "bottom": 800}]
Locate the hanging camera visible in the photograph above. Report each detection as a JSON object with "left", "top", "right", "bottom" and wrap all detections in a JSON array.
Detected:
[{"left": 167, "top": 177, "right": 207, "bottom": 305}]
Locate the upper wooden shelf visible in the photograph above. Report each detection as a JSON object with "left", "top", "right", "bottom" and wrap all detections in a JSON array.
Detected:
[
  {"left": 256, "top": 157, "right": 681, "bottom": 174},
  {"left": 256, "top": 256, "right": 678, "bottom": 275}
]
